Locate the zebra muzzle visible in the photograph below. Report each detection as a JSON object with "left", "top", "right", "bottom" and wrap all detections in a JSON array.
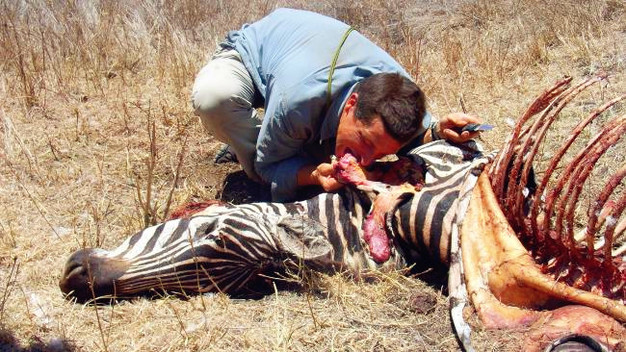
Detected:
[{"left": 59, "top": 248, "right": 130, "bottom": 303}]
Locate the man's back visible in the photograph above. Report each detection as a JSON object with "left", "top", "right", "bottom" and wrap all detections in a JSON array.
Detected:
[{"left": 224, "top": 8, "right": 408, "bottom": 111}]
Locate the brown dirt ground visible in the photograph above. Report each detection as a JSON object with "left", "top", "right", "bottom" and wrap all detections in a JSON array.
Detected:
[{"left": 1, "top": 0, "right": 624, "bottom": 351}]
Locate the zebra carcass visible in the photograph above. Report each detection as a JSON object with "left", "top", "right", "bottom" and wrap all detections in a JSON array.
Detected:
[{"left": 59, "top": 76, "right": 626, "bottom": 351}]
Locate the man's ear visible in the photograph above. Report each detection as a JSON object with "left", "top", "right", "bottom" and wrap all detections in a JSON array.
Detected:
[{"left": 344, "top": 92, "right": 359, "bottom": 112}]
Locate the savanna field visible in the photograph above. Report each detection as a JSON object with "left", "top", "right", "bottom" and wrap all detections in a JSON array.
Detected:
[{"left": 1, "top": 0, "right": 625, "bottom": 351}]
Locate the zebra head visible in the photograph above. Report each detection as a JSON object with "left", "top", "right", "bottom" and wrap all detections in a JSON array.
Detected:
[
  {"left": 59, "top": 192, "right": 392, "bottom": 303},
  {"left": 59, "top": 203, "right": 300, "bottom": 302}
]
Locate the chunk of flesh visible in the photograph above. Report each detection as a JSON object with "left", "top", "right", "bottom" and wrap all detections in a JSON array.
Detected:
[{"left": 333, "top": 153, "right": 423, "bottom": 263}]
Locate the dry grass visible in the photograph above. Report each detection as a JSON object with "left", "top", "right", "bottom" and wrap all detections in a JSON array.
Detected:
[{"left": 0, "top": 0, "right": 624, "bottom": 351}]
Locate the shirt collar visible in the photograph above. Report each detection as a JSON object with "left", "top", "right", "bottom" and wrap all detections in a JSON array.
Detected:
[{"left": 319, "top": 82, "right": 358, "bottom": 143}]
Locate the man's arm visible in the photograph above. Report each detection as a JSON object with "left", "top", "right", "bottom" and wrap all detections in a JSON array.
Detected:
[
  {"left": 254, "top": 96, "right": 330, "bottom": 202},
  {"left": 297, "top": 163, "right": 343, "bottom": 192}
]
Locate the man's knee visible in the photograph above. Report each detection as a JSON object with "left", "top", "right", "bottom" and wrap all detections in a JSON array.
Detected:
[
  {"left": 192, "top": 73, "right": 236, "bottom": 117},
  {"left": 192, "top": 54, "right": 255, "bottom": 118},
  {"left": 192, "top": 85, "right": 254, "bottom": 140}
]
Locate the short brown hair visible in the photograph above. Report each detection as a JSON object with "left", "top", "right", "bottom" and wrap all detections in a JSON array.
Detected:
[{"left": 354, "top": 73, "right": 426, "bottom": 143}]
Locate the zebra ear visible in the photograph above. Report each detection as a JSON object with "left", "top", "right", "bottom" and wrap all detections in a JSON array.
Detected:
[{"left": 275, "top": 215, "right": 333, "bottom": 261}]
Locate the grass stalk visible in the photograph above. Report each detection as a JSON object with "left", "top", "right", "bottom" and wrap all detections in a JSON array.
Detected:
[
  {"left": 0, "top": 0, "right": 623, "bottom": 350},
  {"left": 0, "top": 257, "right": 19, "bottom": 324}
]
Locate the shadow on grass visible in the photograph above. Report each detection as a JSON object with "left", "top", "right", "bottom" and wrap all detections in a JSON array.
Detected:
[
  {"left": 0, "top": 328, "right": 75, "bottom": 352},
  {"left": 217, "top": 170, "right": 271, "bottom": 204},
  {"left": 217, "top": 170, "right": 324, "bottom": 204}
]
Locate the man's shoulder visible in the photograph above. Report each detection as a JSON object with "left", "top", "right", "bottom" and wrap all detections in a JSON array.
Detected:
[
  {"left": 268, "top": 7, "right": 310, "bottom": 16},
  {"left": 252, "top": 8, "right": 347, "bottom": 36}
]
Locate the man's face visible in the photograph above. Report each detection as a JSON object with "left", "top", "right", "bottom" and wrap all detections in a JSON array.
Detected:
[{"left": 335, "top": 93, "right": 403, "bottom": 166}]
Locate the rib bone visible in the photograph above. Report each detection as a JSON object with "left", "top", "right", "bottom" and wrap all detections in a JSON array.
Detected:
[
  {"left": 464, "top": 172, "right": 626, "bottom": 322},
  {"left": 466, "top": 76, "right": 626, "bottom": 350}
]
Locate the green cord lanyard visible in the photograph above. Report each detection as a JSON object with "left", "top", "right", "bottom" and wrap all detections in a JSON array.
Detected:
[{"left": 326, "top": 27, "right": 355, "bottom": 108}]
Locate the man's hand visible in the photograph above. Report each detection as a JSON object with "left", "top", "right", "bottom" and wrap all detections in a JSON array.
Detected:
[
  {"left": 297, "top": 163, "right": 344, "bottom": 192},
  {"left": 437, "top": 112, "right": 483, "bottom": 143}
]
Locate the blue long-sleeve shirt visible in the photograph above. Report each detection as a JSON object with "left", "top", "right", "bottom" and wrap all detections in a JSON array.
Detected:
[{"left": 222, "top": 8, "right": 429, "bottom": 201}]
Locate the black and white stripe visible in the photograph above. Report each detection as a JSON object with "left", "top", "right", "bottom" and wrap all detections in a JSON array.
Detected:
[{"left": 60, "top": 140, "right": 492, "bottom": 300}]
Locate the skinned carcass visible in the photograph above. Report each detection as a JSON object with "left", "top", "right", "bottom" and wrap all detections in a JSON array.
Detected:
[
  {"left": 329, "top": 75, "right": 626, "bottom": 351},
  {"left": 451, "top": 76, "right": 626, "bottom": 351}
]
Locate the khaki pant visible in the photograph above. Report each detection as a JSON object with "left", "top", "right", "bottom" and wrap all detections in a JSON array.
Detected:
[{"left": 191, "top": 48, "right": 262, "bottom": 182}]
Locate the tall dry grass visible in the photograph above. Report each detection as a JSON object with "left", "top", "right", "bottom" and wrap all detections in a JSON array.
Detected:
[{"left": 0, "top": 0, "right": 624, "bottom": 351}]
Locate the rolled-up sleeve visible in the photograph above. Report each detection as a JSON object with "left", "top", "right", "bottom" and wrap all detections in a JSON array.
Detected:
[{"left": 261, "top": 155, "right": 310, "bottom": 202}]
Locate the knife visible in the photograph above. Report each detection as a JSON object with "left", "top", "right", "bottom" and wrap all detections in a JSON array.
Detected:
[{"left": 456, "top": 123, "right": 494, "bottom": 133}]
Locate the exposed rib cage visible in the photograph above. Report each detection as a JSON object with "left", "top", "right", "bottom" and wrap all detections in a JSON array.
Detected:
[
  {"left": 489, "top": 75, "right": 626, "bottom": 301},
  {"left": 61, "top": 142, "right": 489, "bottom": 299}
]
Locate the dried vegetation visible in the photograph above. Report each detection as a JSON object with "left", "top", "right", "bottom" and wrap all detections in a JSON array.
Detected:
[{"left": 0, "top": 0, "right": 624, "bottom": 351}]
